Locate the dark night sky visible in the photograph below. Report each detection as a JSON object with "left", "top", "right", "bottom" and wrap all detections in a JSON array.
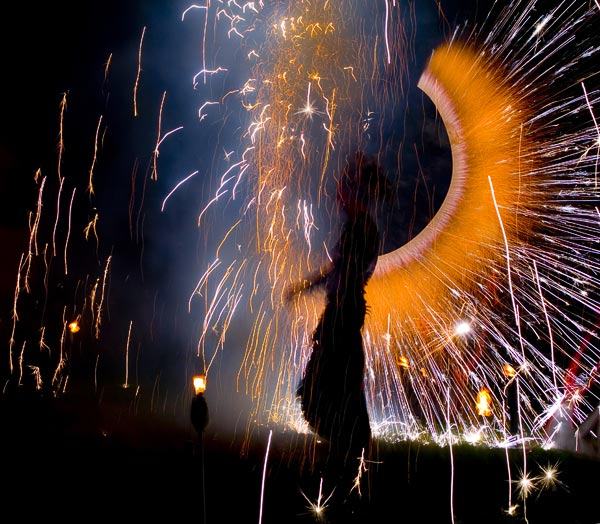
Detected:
[
  {"left": 0, "top": 0, "right": 481, "bottom": 273},
  {"left": 2, "top": 14, "right": 600, "bottom": 524},
  {"left": 0, "top": 0, "right": 476, "bottom": 229},
  {"left": 0, "top": 1, "right": 207, "bottom": 395},
  {"left": 1, "top": 0, "right": 286, "bottom": 428},
  {"left": 1, "top": 2, "right": 141, "bottom": 284}
]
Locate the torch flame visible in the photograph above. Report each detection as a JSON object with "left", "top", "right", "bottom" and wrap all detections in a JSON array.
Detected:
[
  {"left": 476, "top": 388, "right": 492, "bottom": 417},
  {"left": 193, "top": 375, "right": 207, "bottom": 394}
]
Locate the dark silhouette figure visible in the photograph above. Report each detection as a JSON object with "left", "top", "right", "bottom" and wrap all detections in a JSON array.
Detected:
[{"left": 287, "top": 152, "right": 388, "bottom": 499}]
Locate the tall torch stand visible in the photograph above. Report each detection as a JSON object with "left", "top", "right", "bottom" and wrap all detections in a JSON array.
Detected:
[{"left": 191, "top": 375, "right": 209, "bottom": 524}]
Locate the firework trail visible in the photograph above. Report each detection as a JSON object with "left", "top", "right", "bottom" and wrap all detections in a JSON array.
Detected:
[{"left": 187, "top": 0, "right": 412, "bottom": 438}]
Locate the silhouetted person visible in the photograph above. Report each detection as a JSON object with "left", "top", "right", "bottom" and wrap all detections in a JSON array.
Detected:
[{"left": 286, "top": 152, "right": 388, "bottom": 505}]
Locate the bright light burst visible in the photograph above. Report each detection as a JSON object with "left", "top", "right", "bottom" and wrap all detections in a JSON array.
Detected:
[
  {"left": 515, "top": 469, "right": 537, "bottom": 500},
  {"left": 536, "top": 461, "right": 567, "bottom": 492},
  {"left": 300, "top": 476, "right": 336, "bottom": 520}
]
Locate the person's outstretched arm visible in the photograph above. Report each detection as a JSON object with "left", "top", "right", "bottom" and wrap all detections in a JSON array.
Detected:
[{"left": 284, "top": 262, "right": 334, "bottom": 302}]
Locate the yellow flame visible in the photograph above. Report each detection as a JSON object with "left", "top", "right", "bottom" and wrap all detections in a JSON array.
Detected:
[
  {"left": 397, "top": 355, "right": 409, "bottom": 368},
  {"left": 193, "top": 374, "right": 207, "bottom": 394},
  {"left": 476, "top": 388, "right": 492, "bottom": 417}
]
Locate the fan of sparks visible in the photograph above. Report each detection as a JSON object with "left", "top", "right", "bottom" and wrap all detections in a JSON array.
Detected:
[{"left": 188, "top": 0, "right": 600, "bottom": 448}]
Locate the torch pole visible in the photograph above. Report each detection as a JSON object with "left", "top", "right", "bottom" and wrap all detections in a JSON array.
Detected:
[{"left": 191, "top": 375, "right": 209, "bottom": 524}]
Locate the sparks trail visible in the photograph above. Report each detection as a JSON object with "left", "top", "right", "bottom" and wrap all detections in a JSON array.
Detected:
[
  {"left": 190, "top": 0, "right": 412, "bottom": 440},
  {"left": 361, "top": 1, "right": 600, "bottom": 446},
  {"left": 1, "top": 12, "right": 184, "bottom": 406}
]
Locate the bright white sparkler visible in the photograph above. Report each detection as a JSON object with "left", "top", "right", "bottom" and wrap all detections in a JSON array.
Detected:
[
  {"left": 258, "top": 429, "right": 273, "bottom": 524},
  {"left": 300, "top": 476, "right": 335, "bottom": 519},
  {"left": 161, "top": 170, "right": 200, "bottom": 212}
]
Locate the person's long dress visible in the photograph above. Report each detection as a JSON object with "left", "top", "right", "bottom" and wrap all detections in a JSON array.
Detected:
[{"left": 297, "top": 207, "right": 379, "bottom": 467}]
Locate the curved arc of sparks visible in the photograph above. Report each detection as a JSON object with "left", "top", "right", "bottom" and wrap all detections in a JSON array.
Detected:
[
  {"left": 372, "top": 42, "right": 534, "bottom": 281},
  {"left": 364, "top": 41, "right": 540, "bottom": 434}
]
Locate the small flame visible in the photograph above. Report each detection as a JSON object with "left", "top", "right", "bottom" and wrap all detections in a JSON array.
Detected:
[
  {"left": 193, "top": 374, "right": 207, "bottom": 394},
  {"left": 397, "top": 355, "right": 409, "bottom": 368},
  {"left": 476, "top": 388, "right": 492, "bottom": 417},
  {"left": 68, "top": 321, "right": 80, "bottom": 334}
]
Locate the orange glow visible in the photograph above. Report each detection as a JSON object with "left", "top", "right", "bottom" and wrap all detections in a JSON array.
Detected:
[
  {"left": 503, "top": 364, "right": 516, "bottom": 378},
  {"left": 366, "top": 42, "right": 536, "bottom": 352},
  {"left": 397, "top": 355, "right": 409, "bottom": 368},
  {"left": 476, "top": 388, "right": 492, "bottom": 417},
  {"left": 193, "top": 374, "right": 207, "bottom": 394},
  {"left": 68, "top": 321, "right": 80, "bottom": 334}
]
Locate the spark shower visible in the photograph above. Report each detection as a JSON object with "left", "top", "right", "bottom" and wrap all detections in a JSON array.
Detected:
[{"left": 3, "top": 0, "right": 600, "bottom": 453}]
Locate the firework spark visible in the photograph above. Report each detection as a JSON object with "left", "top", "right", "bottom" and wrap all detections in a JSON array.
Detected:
[{"left": 300, "top": 476, "right": 336, "bottom": 520}]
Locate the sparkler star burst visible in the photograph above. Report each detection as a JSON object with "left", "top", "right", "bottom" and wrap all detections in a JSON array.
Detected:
[{"left": 299, "top": 476, "right": 336, "bottom": 520}]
